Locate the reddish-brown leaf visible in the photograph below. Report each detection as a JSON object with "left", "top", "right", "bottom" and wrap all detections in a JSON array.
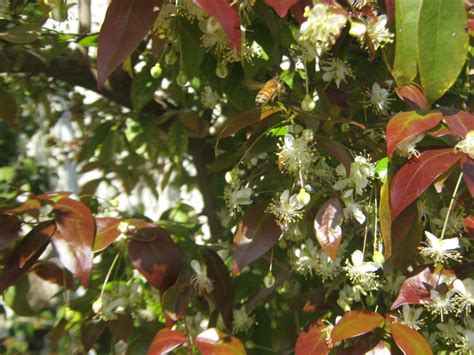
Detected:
[
  {"left": 0, "top": 215, "right": 21, "bottom": 250},
  {"left": 193, "top": 0, "right": 241, "bottom": 52},
  {"left": 195, "top": 328, "right": 245, "bottom": 355},
  {"left": 462, "top": 156, "right": 474, "bottom": 197},
  {"left": 3, "top": 198, "right": 41, "bottom": 218},
  {"left": 93, "top": 217, "right": 121, "bottom": 252},
  {"left": 386, "top": 111, "right": 442, "bottom": 160},
  {"left": 147, "top": 328, "right": 187, "bottom": 355},
  {"left": 52, "top": 198, "right": 95, "bottom": 286},
  {"left": 465, "top": 216, "right": 474, "bottom": 238},
  {"left": 128, "top": 226, "right": 181, "bottom": 292},
  {"left": 391, "top": 322, "right": 433, "bottom": 355},
  {"left": 385, "top": 0, "right": 395, "bottom": 26},
  {"left": 217, "top": 108, "right": 281, "bottom": 138},
  {"left": 295, "top": 320, "right": 330, "bottom": 355},
  {"left": 390, "top": 148, "right": 462, "bottom": 220},
  {"left": 106, "top": 314, "right": 134, "bottom": 341},
  {"left": 232, "top": 204, "right": 281, "bottom": 276},
  {"left": 0, "top": 221, "right": 55, "bottom": 293},
  {"left": 97, "top": 0, "right": 162, "bottom": 89},
  {"left": 314, "top": 198, "right": 343, "bottom": 260},
  {"left": 32, "top": 261, "right": 74, "bottom": 289},
  {"left": 317, "top": 137, "right": 352, "bottom": 176},
  {"left": 203, "top": 249, "right": 233, "bottom": 330},
  {"left": 265, "top": 0, "right": 299, "bottom": 17},
  {"left": 36, "top": 191, "right": 71, "bottom": 202},
  {"left": 395, "top": 85, "right": 428, "bottom": 110},
  {"left": 331, "top": 311, "right": 384, "bottom": 343},
  {"left": 391, "top": 266, "right": 457, "bottom": 309},
  {"left": 442, "top": 109, "right": 474, "bottom": 138},
  {"left": 80, "top": 320, "right": 106, "bottom": 352},
  {"left": 0, "top": 88, "right": 19, "bottom": 129}
]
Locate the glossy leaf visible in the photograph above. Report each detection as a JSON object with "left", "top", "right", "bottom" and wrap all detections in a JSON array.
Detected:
[
  {"left": 392, "top": 0, "right": 421, "bottom": 85},
  {"left": 314, "top": 198, "right": 343, "bottom": 261},
  {"left": 0, "top": 88, "right": 18, "bottom": 129},
  {"left": 195, "top": 328, "right": 245, "bottom": 355},
  {"left": 379, "top": 177, "right": 392, "bottom": 258},
  {"left": 3, "top": 198, "right": 41, "bottom": 218},
  {"left": 32, "top": 261, "right": 74, "bottom": 289},
  {"left": 391, "top": 322, "right": 433, "bottom": 355},
  {"left": 93, "top": 217, "right": 121, "bottom": 252},
  {"left": 443, "top": 109, "right": 474, "bottom": 138},
  {"left": 0, "top": 215, "right": 21, "bottom": 250},
  {"left": 265, "top": 0, "right": 299, "bottom": 17},
  {"left": 193, "top": 0, "right": 241, "bottom": 52},
  {"left": 295, "top": 320, "right": 330, "bottom": 355},
  {"left": 128, "top": 226, "right": 181, "bottom": 292},
  {"left": 232, "top": 204, "right": 281, "bottom": 276},
  {"left": 386, "top": 111, "right": 442, "bottom": 160},
  {"left": 391, "top": 267, "right": 457, "bottom": 309},
  {"left": 147, "top": 328, "right": 187, "bottom": 355},
  {"left": 418, "top": 0, "right": 469, "bottom": 103},
  {"left": 390, "top": 148, "right": 462, "bottom": 220},
  {"left": 462, "top": 156, "right": 474, "bottom": 197},
  {"left": 217, "top": 108, "right": 281, "bottom": 138},
  {"left": 0, "top": 222, "right": 55, "bottom": 293},
  {"left": 97, "top": 0, "right": 162, "bottom": 89},
  {"left": 331, "top": 311, "right": 384, "bottom": 343},
  {"left": 395, "top": 85, "right": 428, "bottom": 110},
  {"left": 203, "top": 249, "right": 233, "bottom": 330},
  {"left": 52, "top": 198, "right": 95, "bottom": 286}
]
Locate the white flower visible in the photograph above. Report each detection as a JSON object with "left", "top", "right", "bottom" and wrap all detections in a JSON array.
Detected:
[
  {"left": 437, "top": 318, "right": 461, "bottom": 342},
  {"left": 267, "top": 189, "right": 304, "bottom": 224},
  {"left": 224, "top": 184, "right": 253, "bottom": 214},
  {"left": 400, "top": 305, "right": 424, "bottom": 330},
  {"left": 456, "top": 328, "right": 474, "bottom": 353},
  {"left": 343, "top": 250, "right": 380, "bottom": 291},
  {"left": 365, "top": 15, "right": 394, "bottom": 50},
  {"left": 233, "top": 307, "right": 255, "bottom": 333},
  {"left": 190, "top": 260, "right": 214, "bottom": 294},
  {"left": 334, "top": 155, "right": 375, "bottom": 195},
  {"left": 277, "top": 133, "right": 314, "bottom": 175},
  {"left": 425, "top": 289, "right": 455, "bottom": 321},
  {"left": 322, "top": 58, "right": 354, "bottom": 88},
  {"left": 456, "top": 130, "right": 474, "bottom": 159},
  {"left": 298, "top": 3, "right": 347, "bottom": 53},
  {"left": 291, "top": 239, "right": 341, "bottom": 280},
  {"left": 419, "top": 231, "right": 462, "bottom": 265},
  {"left": 396, "top": 134, "right": 424, "bottom": 159},
  {"left": 201, "top": 86, "right": 220, "bottom": 109},
  {"left": 366, "top": 82, "right": 392, "bottom": 115},
  {"left": 341, "top": 191, "right": 366, "bottom": 224},
  {"left": 453, "top": 278, "right": 474, "bottom": 314}
]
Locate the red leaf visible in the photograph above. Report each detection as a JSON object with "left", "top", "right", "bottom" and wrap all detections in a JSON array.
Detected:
[
  {"left": 391, "top": 266, "right": 457, "bottom": 309},
  {"left": 97, "top": 0, "right": 162, "bottom": 89},
  {"left": 265, "top": 0, "right": 299, "bottom": 17},
  {"left": 386, "top": 111, "right": 442, "bottom": 160},
  {"left": 314, "top": 198, "right": 343, "bottom": 260},
  {"left": 465, "top": 216, "right": 474, "bottom": 238},
  {"left": 52, "top": 198, "right": 95, "bottom": 286},
  {"left": 462, "top": 156, "right": 474, "bottom": 197},
  {"left": 195, "top": 328, "right": 245, "bottom": 355},
  {"left": 193, "top": 0, "right": 241, "bottom": 52},
  {"left": 289, "top": 0, "right": 311, "bottom": 23},
  {"left": 203, "top": 250, "right": 233, "bottom": 330},
  {"left": 331, "top": 311, "right": 384, "bottom": 343},
  {"left": 385, "top": 0, "right": 395, "bottom": 26},
  {"left": 32, "top": 261, "right": 74, "bottom": 289},
  {"left": 232, "top": 204, "right": 281, "bottom": 276},
  {"left": 391, "top": 322, "right": 433, "bottom": 355},
  {"left": 295, "top": 320, "right": 330, "bottom": 355},
  {"left": 3, "top": 198, "right": 41, "bottom": 218},
  {"left": 93, "top": 217, "right": 121, "bottom": 251},
  {"left": 0, "top": 221, "right": 55, "bottom": 293},
  {"left": 147, "top": 328, "right": 187, "bottom": 355},
  {"left": 0, "top": 215, "right": 21, "bottom": 250},
  {"left": 128, "top": 226, "right": 181, "bottom": 292},
  {"left": 395, "top": 85, "right": 428, "bottom": 110},
  {"left": 390, "top": 148, "right": 462, "bottom": 220},
  {"left": 442, "top": 109, "right": 474, "bottom": 138}
]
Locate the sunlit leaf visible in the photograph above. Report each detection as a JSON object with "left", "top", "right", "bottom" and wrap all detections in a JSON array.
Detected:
[
  {"left": 386, "top": 111, "right": 442, "bottom": 160},
  {"left": 391, "top": 322, "right": 433, "bottom": 355},
  {"left": 442, "top": 109, "right": 474, "bottom": 138},
  {"left": 390, "top": 148, "right": 462, "bottom": 220},
  {"left": 314, "top": 198, "right": 343, "bottom": 261},
  {"left": 147, "top": 328, "right": 187, "bottom": 355},
  {"left": 379, "top": 177, "right": 392, "bottom": 258},
  {"left": 395, "top": 84, "right": 428, "bottom": 110},
  {"left": 195, "top": 328, "right": 245, "bottom": 355},
  {"left": 93, "top": 217, "right": 121, "bottom": 252},
  {"left": 331, "top": 311, "right": 384, "bottom": 343},
  {"left": 418, "top": 0, "right": 469, "bottom": 103},
  {"left": 295, "top": 320, "right": 330, "bottom": 355}
]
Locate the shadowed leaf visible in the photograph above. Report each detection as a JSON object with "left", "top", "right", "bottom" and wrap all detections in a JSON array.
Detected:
[
  {"left": 32, "top": 261, "right": 74, "bottom": 289},
  {"left": 93, "top": 217, "right": 121, "bottom": 252},
  {"left": 395, "top": 85, "right": 428, "bottom": 110},
  {"left": 0, "top": 215, "right": 21, "bottom": 250},
  {"left": 462, "top": 156, "right": 474, "bottom": 196},
  {"left": 0, "top": 88, "right": 19, "bottom": 129},
  {"left": 218, "top": 108, "right": 281, "bottom": 138}
]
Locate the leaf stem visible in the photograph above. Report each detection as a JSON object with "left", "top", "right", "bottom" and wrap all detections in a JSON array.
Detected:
[
  {"left": 440, "top": 172, "right": 463, "bottom": 240},
  {"left": 99, "top": 252, "right": 121, "bottom": 299}
]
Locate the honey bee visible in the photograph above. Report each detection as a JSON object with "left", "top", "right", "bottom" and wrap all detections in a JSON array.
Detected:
[
  {"left": 348, "top": 0, "right": 373, "bottom": 10},
  {"left": 255, "top": 78, "right": 284, "bottom": 108}
]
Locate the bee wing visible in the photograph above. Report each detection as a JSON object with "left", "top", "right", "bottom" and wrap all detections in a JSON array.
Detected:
[{"left": 242, "top": 79, "right": 264, "bottom": 90}]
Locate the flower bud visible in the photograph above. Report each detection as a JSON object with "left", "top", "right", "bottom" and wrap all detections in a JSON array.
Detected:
[
  {"left": 372, "top": 250, "right": 385, "bottom": 266},
  {"left": 176, "top": 71, "right": 188, "bottom": 87},
  {"left": 302, "top": 128, "right": 314, "bottom": 142},
  {"left": 263, "top": 272, "right": 275, "bottom": 288},
  {"left": 301, "top": 94, "right": 316, "bottom": 112},
  {"left": 297, "top": 188, "right": 311, "bottom": 206},
  {"left": 164, "top": 49, "right": 177, "bottom": 65},
  {"left": 92, "top": 298, "right": 103, "bottom": 314},
  {"left": 150, "top": 63, "right": 162, "bottom": 79},
  {"left": 215, "top": 63, "right": 228, "bottom": 79}
]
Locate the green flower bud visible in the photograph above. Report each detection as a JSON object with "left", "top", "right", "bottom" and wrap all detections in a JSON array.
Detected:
[
  {"left": 297, "top": 188, "right": 311, "bottom": 206},
  {"left": 164, "top": 49, "right": 178, "bottom": 66},
  {"left": 215, "top": 63, "right": 228, "bottom": 79},
  {"left": 302, "top": 128, "right": 314, "bottom": 142},
  {"left": 150, "top": 64, "right": 162, "bottom": 79},
  {"left": 372, "top": 250, "right": 385, "bottom": 266},
  {"left": 92, "top": 298, "right": 103, "bottom": 314},
  {"left": 263, "top": 272, "right": 275, "bottom": 288},
  {"left": 176, "top": 71, "right": 188, "bottom": 87},
  {"left": 341, "top": 123, "right": 350, "bottom": 132},
  {"left": 301, "top": 94, "right": 316, "bottom": 112}
]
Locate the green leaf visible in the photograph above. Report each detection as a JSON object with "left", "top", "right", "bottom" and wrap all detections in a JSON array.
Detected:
[
  {"left": 418, "top": 0, "right": 469, "bottom": 103},
  {"left": 168, "top": 121, "right": 188, "bottom": 161},
  {"left": 393, "top": 0, "right": 421, "bottom": 85},
  {"left": 179, "top": 20, "right": 205, "bottom": 78},
  {"left": 0, "top": 23, "right": 41, "bottom": 44},
  {"left": 131, "top": 68, "right": 161, "bottom": 113}
]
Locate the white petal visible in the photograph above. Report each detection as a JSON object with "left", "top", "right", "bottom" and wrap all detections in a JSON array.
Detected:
[
  {"left": 453, "top": 279, "right": 466, "bottom": 295},
  {"left": 191, "top": 260, "right": 201, "bottom": 274},
  {"left": 351, "top": 250, "right": 364, "bottom": 266},
  {"left": 440, "top": 237, "right": 460, "bottom": 250},
  {"left": 198, "top": 328, "right": 221, "bottom": 342},
  {"left": 280, "top": 189, "right": 290, "bottom": 202}
]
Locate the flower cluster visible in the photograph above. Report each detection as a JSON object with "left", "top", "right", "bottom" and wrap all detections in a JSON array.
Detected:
[
  {"left": 223, "top": 170, "right": 253, "bottom": 214},
  {"left": 456, "top": 131, "right": 474, "bottom": 159},
  {"left": 277, "top": 133, "right": 315, "bottom": 176},
  {"left": 365, "top": 82, "right": 392, "bottom": 115},
  {"left": 190, "top": 259, "right": 214, "bottom": 294},
  {"left": 267, "top": 189, "right": 304, "bottom": 225},
  {"left": 343, "top": 250, "right": 381, "bottom": 292}
]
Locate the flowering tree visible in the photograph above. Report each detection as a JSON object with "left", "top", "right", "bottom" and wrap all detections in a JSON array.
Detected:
[{"left": 0, "top": 0, "right": 473, "bottom": 353}]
